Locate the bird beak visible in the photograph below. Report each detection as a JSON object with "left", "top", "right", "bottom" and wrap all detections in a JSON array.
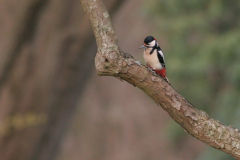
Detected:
[{"left": 139, "top": 45, "right": 145, "bottom": 49}]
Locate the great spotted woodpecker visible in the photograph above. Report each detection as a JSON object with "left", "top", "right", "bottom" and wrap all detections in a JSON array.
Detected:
[{"left": 139, "top": 36, "right": 169, "bottom": 83}]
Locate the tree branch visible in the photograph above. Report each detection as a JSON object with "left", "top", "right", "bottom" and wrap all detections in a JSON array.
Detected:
[{"left": 80, "top": 0, "right": 240, "bottom": 159}]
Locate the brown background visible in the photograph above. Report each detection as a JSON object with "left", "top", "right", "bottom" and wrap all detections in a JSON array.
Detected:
[{"left": 0, "top": 0, "right": 205, "bottom": 159}]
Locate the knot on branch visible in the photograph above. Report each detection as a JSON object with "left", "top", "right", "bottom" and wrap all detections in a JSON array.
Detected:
[{"left": 95, "top": 46, "right": 122, "bottom": 76}]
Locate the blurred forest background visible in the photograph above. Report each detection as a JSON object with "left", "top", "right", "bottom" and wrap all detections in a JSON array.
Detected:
[{"left": 0, "top": 0, "right": 239, "bottom": 160}]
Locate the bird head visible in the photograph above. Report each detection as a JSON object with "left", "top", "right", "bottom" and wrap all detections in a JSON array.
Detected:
[{"left": 139, "top": 36, "right": 156, "bottom": 49}]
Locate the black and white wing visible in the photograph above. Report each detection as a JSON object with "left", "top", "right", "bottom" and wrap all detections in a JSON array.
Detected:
[{"left": 157, "top": 49, "right": 166, "bottom": 68}]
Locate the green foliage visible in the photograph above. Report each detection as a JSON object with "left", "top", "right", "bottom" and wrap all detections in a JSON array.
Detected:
[{"left": 145, "top": 0, "right": 240, "bottom": 159}]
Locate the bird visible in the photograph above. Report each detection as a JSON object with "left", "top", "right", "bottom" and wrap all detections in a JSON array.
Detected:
[{"left": 139, "top": 36, "right": 169, "bottom": 84}]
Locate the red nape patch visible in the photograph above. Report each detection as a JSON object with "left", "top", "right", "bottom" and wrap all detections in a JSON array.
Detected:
[{"left": 155, "top": 68, "right": 166, "bottom": 78}]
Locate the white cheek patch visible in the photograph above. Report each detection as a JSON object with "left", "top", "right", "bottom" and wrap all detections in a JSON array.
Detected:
[{"left": 149, "top": 40, "right": 155, "bottom": 47}]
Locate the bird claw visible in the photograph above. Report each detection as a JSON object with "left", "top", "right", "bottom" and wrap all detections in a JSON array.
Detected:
[
  {"left": 147, "top": 66, "right": 170, "bottom": 85},
  {"left": 147, "top": 66, "right": 155, "bottom": 72}
]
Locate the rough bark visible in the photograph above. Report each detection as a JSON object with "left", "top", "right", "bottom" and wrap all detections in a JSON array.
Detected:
[
  {"left": 0, "top": 0, "right": 124, "bottom": 160},
  {"left": 80, "top": 0, "right": 240, "bottom": 159}
]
